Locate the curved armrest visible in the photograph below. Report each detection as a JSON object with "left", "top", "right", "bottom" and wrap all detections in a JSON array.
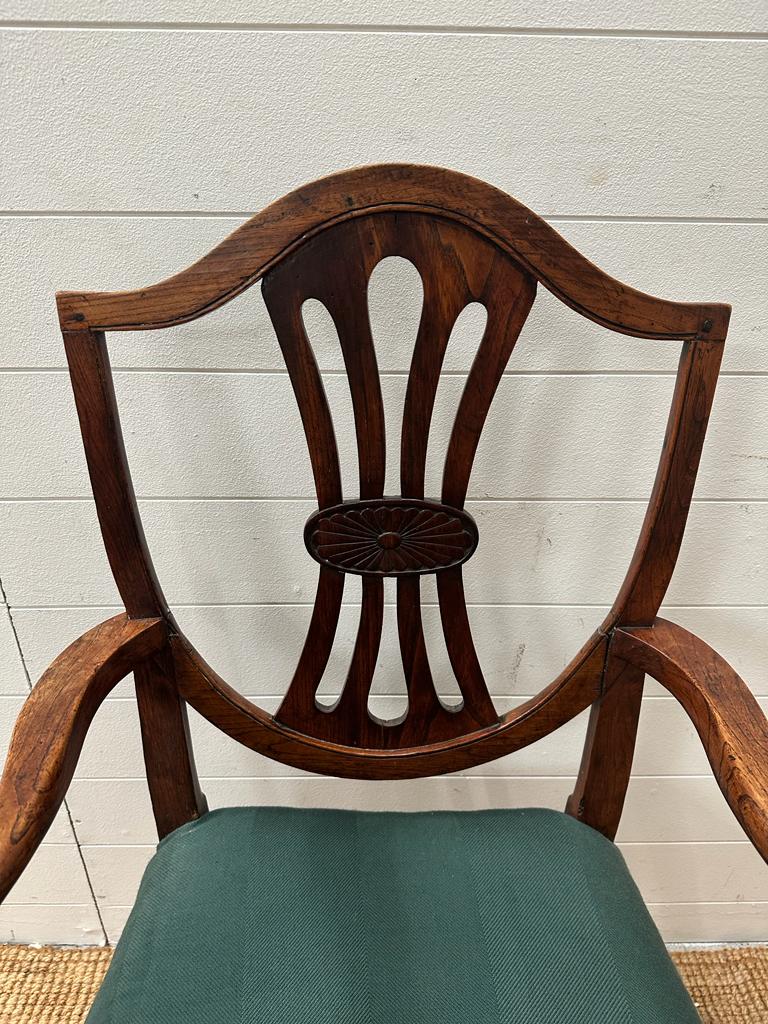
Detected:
[
  {"left": 612, "top": 618, "right": 768, "bottom": 863},
  {"left": 0, "top": 613, "right": 165, "bottom": 900}
]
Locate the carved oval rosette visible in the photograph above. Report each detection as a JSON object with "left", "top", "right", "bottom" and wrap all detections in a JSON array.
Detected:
[{"left": 304, "top": 499, "right": 479, "bottom": 576}]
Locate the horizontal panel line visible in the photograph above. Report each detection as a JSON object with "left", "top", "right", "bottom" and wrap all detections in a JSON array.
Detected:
[
  {"left": 649, "top": 902, "right": 768, "bottom": 907},
  {"left": 2, "top": 21, "right": 768, "bottom": 41},
  {"left": 6, "top": 368, "right": 768, "bottom": 378},
  {"left": 1, "top": 209, "right": 767, "bottom": 224},
  {"left": 0, "top": 368, "right": 687, "bottom": 376},
  {"left": 2, "top": 496, "right": 767, "bottom": 505},
  {"left": 17, "top": 845, "right": 80, "bottom": 849},
  {"left": 7, "top": 599, "right": 768, "bottom": 611},
  {"left": 0, "top": 902, "right": 95, "bottom": 907}
]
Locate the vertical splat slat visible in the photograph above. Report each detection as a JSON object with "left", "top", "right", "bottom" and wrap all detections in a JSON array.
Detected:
[
  {"left": 437, "top": 263, "right": 536, "bottom": 724},
  {"left": 264, "top": 221, "right": 390, "bottom": 737},
  {"left": 275, "top": 567, "right": 345, "bottom": 731},
  {"left": 436, "top": 567, "right": 498, "bottom": 728},
  {"left": 333, "top": 576, "right": 385, "bottom": 744},
  {"left": 315, "top": 231, "right": 388, "bottom": 722},
  {"left": 400, "top": 260, "right": 468, "bottom": 499},
  {"left": 324, "top": 279, "right": 387, "bottom": 724},
  {"left": 395, "top": 219, "right": 524, "bottom": 728},
  {"left": 441, "top": 269, "right": 537, "bottom": 509},
  {"left": 262, "top": 268, "right": 346, "bottom": 728},
  {"left": 396, "top": 576, "right": 447, "bottom": 743},
  {"left": 261, "top": 287, "right": 343, "bottom": 510},
  {"left": 397, "top": 270, "right": 466, "bottom": 725},
  {"left": 326, "top": 277, "right": 386, "bottom": 500}
]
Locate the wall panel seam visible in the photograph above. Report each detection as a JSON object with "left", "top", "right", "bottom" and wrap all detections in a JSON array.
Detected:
[
  {"left": 8, "top": 602, "right": 768, "bottom": 609},
  {"left": 2, "top": 211, "right": 768, "bottom": 224},
  {"left": 0, "top": 573, "right": 108, "bottom": 942},
  {"left": 4, "top": 498, "right": 768, "bottom": 505},
  {"left": 1, "top": 21, "right": 768, "bottom": 42},
  {"left": 5, "top": 370, "right": 768, "bottom": 378}
]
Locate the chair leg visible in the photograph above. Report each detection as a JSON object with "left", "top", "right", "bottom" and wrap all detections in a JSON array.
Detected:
[
  {"left": 135, "top": 647, "right": 207, "bottom": 838},
  {"left": 566, "top": 649, "right": 644, "bottom": 840}
]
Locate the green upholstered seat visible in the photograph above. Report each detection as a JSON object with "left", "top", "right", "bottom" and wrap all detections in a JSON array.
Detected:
[{"left": 86, "top": 806, "right": 698, "bottom": 1024}]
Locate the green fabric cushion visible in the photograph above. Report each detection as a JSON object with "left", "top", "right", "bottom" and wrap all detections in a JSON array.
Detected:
[{"left": 87, "top": 806, "right": 698, "bottom": 1023}]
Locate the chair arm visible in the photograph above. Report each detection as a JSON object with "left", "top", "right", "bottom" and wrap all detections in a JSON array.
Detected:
[
  {"left": 612, "top": 618, "right": 768, "bottom": 863},
  {"left": 0, "top": 613, "right": 165, "bottom": 900}
]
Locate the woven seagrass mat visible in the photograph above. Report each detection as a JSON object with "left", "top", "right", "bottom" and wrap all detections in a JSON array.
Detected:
[
  {"left": 0, "top": 944, "right": 765, "bottom": 1022},
  {"left": 0, "top": 947, "right": 111, "bottom": 1024},
  {"left": 672, "top": 947, "right": 768, "bottom": 1023}
]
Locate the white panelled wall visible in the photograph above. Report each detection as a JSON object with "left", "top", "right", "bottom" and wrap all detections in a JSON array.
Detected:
[{"left": 0, "top": 3, "right": 766, "bottom": 945}]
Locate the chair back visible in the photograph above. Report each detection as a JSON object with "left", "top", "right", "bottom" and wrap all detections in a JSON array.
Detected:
[{"left": 57, "top": 164, "right": 729, "bottom": 779}]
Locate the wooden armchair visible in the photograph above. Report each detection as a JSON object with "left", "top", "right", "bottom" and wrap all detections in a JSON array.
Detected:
[{"left": 2, "top": 165, "right": 766, "bottom": 1022}]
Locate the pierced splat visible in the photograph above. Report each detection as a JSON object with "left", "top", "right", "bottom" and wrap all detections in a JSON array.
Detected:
[{"left": 261, "top": 212, "right": 536, "bottom": 747}]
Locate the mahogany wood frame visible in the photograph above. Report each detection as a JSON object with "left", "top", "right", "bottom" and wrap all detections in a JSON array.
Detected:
[{"left": 1, "top": 164, "right": 766, "bottom": 903}]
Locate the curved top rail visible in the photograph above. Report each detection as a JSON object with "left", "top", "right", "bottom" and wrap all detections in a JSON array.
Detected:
[{"left": 56, "top": 164, "right": 729, "bottom": 340}]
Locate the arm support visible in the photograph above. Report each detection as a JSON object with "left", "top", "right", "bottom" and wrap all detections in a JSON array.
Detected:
[
  {"left": 612, "top": 618, "right": 768, "bottom": 862},
  {"left": 0, "top": 613, "right": 165, "bottom": 900}
]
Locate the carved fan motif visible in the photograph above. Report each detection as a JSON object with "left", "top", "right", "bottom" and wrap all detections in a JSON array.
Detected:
[{"left": 305, "top": 499, "right": 478, "bottom": 576}]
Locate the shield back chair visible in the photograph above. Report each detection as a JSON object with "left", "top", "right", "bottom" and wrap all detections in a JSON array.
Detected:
[{"left": 2, "top": 164, "right": 767, "bottom": 1023}]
